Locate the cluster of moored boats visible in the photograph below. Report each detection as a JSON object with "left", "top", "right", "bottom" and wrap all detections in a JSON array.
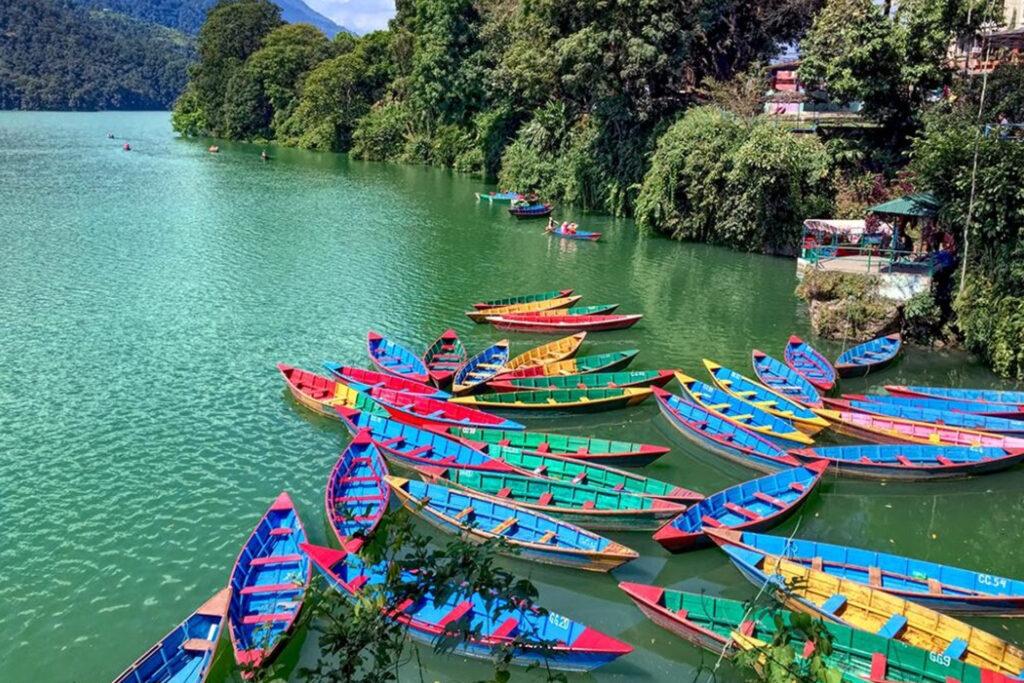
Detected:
[{"left": 113, "top": 286, "right": 1024, "bottom": 682}]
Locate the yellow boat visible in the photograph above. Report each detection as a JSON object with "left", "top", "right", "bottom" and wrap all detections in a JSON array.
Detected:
[
  {"left": 725, "top": 547, "right": 1024, "bottom": 679},
  {"left": 450, "top": 386, "right": 653, "bottom": 413},
  {"left": 464, "top": 295, "right": 581, "bottom": 323},
  {"left": 276, "top": 364, "right": 384, "bottom": 419},
  {"left": 501, "top": 333, "right": 586, "bottom": 373}
]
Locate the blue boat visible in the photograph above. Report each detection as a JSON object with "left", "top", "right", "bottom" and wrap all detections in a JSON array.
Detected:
[
  {"left": 228, "top": 492, "right": 310, "bottom": 675},
  {"left": 387, "top": 476, "right": 639, "bottom": 572},
  {"left": 784, "top": 335, "right": 836, "bottom": 392},
  {"left": 452, "top": 339, "right": 510, "bottom": 395},
  {"left": 869, "top": 391, "right": 1024, "bottom": 419},
  {"left": 113, "top": 588, "right": 230, "bottom": 683},
  {"left": 301, "top": 542, "right": 633, "bottom": 672},
  {"left": 333, "top": 409, "right": 520, "bottom": 474},
  {"left": 834, "top": 333, "right": 902, "bottom": 378},
  {"left": 708, "top": 529, "right": 1024, "bottom": 616},
  {"left": 476, "top": 191, "right": 521, "bottom": 202},
  {"left": 652, "top": 388, "right": 797, "bottom": 473},
  {"left": 886, "top": 385, "right": 1024, "bottom": 406},
  {"left": 751, "top": 349, "right": 822, "bottom": 407},
  {"left": 830, "top": 397, "right": 1024, "bottom": 435},
  {"left": 704, "top": 360, "right": 828, "bottom": 434},
  {"left": 366, "top": 331, "right": 430, "bottom": 384},
  {"left": 651, "top": 461, "right": 827, "bottom": 553},
  {"left": 787, "top": 443, "right": 1024, "bottom": 480},
  {"left": 675, "top": 372, "right": 814, "bottom": 445},
  {"left": 325, "top": 433, "right": 391, "bottom": 545},
  {"left": 508, "top": 202, "right": 553, "bottom": 219}
]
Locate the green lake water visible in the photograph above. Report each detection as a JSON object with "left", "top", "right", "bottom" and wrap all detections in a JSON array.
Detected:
[{"left": 1, "top": 111, "right": 1022, "bottom": 682}]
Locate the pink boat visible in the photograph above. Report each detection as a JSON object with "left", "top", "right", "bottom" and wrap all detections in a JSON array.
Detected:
[
  {"left": 485, "top": 313, "right": 643, "bottom": 333},
  {"left": 816, "top": 407, "right": 1024, "bottom": 449}
]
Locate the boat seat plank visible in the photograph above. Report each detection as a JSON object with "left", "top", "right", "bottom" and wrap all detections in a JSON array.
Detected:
[
  {"left": 537, "top": 531, "right": 556, "bottom": 544},
  {"left": 454, "top": 505, "right": 475, "bottom": 521},
  {"left": 536, "top": 492, "right": 554, "bottom": 506},
  {"left": 249, "top": 554, "right": 302, "bottom": 567},
  {"left": 927, "top": 579, "right": 943, "bottom": 594},
  {"left": 182, "top": 638, "right": 217, "bottom": 653},
  {"left": 349, "top": 575, "right": 369, "bottom": 592},
  {"left": 405, "top": 446, "right": 433, "bottom": 457},
  {"left": 269, "top": 527, "right": 293, "bottom": 536},
  {"left": 868, "top": 566, "right": 882, "bottom": 587},
  {"left": 495, "top": 487, "right": 512, "bottom": 498},
  {"left": 738, "top": 620, "right": 756, "bottom": 637},
  {"left": 700, "top": 515, "right": 724, "bottom": 528},
  {"left": 724, "top": 502, "right": 761, "bottom": 521},
  {"left": 876, "top": 614, "right": 908, "bottom": 639},
  {"left": 753, "top": 492, "right": 787, "bottom": 509},
  {"left": 438, "top": 600, "right": 474, "bottom": 628},
  {"left": 491, "top": 517, "right": 518, "bottom": 534},
  {"left": 240, "top": 582, "right": 299, "bottom": 596},
  {"left": 241, "top": 611, "right": 293, "bottom": 625},
  {"left": 581, "top": 500, "right": 596, "bottom": 510},
  {"left": 571, "top": 472, "right": 587, "bottom": 485},
  {"left": 789, "top": 482, "right": 806, "bottom": 493},
  {"left": 820, "top": 594, "right": 847, "bottom": 615},
  {"left": 942, "top": 638, "right": 968, "bottom": 660},
  {"left": 491, "top": 617, "right": 519, "bottom": 639}
]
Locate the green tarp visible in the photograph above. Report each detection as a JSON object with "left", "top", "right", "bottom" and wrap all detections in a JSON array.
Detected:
[{"left": 868, "top": 193, "right": 941, "bottom": 217}]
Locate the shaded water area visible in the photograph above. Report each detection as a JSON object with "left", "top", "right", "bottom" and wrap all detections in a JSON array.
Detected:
[{"left": 1, "top": 111, "right": 1021, "bottom": 681}]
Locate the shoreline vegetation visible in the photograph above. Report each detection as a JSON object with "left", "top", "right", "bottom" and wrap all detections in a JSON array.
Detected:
[{"left": 172, "top": 0, "right": 1023, "bottom": 380}]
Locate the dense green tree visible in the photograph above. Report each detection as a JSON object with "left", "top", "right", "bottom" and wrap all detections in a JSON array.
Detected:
[
  {"left": 246, "top": 23, "right": 331, "bottom": 133},
  {"left": 280, "top": 53, "right": 373, "bottom": 151}
]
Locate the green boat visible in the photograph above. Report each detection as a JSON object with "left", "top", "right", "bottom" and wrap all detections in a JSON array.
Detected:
[
  {"left": 444, "top": 426, "right": 671, "bottom": 467},
  {"left": 422, "top": 468, "right": 685, "bottom": 530},
  {"left": 491, "top": 349, "right": 639, "bottom": 380},
  {"left": 472, "top": 288, "right": 572, "bottom": 310},
  {"left": 487, "top": 370, "right": 674, "bottom": 393},
  {"left": 549, "top": 304, "right": 620, "bottom": 316},
  {"left": 450, "top": 386, "right": 653, "bottom": 413},
  {"left": 493, "top": 449, "right": 702, "bottom": 504},
  {"left": 619, "top": 583, "right": 998, "bottom": 683}
]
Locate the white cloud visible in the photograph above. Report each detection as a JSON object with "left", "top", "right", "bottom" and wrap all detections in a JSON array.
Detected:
[{"left": 304, "top": 0, "right": 396, "bottom": 34}]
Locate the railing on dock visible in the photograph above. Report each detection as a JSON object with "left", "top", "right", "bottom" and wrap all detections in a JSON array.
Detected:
[{"left": 802, "top": 245, "right": 936, "bottom": 277}]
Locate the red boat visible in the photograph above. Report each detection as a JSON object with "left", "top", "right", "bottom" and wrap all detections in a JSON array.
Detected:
[
  {"left": 485, "top": 313, "right": 643, "bottom": 333},
  {"left": 361, "top": 385, "right": 525, "bottom": 431},
  {"left": 323, "top": 363, "right": 450, "bottom": 399}
]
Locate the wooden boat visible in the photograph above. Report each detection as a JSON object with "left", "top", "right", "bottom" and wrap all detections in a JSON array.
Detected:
[
  {"left": 476, "top": 191, "right": 522, "bottom": 203},
  {"left": 228, "top": 492, "right": 310, "bottom": 676},
  {"left": 421, "top": 328, "right": 466, "bottom": 387},
  {"left": 451, "top": 386, "right": 653, "bottom": 414},
  {"left": 651, "top": 461, "right": 826, "bottom": 552},
  {"left": 868, "top": 391, "right": 1024, "bottom": 419},
  {"left": 501, "top": 332, "right": 586, "bottom": 372},
  {"left": 387, "top": 476, "right": 638, "bottom": 572},
  {"left": 301, "top": 542, "right": 632, "bottom": 671},
  {"left": 546, "top": 225, "right": 601, "bottom": 241},
  {"left": 617, "top": 584, "right": 1002, "bottom": 683},
  {"left": 322, "top": 363, "right": 450, "bottom": 399},
  {"left": 675, "top": 372, "right": 814, "bottom": 446},
  {"left": 451, "top": 339, "right": 511, "bottom": 396},
  {"left": 835, "top": 333, "right": 902, "bottom": 378},
  {"left": 710, "top": 529, "right": 1024, "bottom": 616},
  {"left": 885, "top": 385, "right": 1024, "bottom": 407},
  {"left": 358, "top": 385, "right": 525, "bottom": 430},
  {"left": 443, "top": 425, "right": 670, "bottom": 467},
  {"left": 420, "top": 467, "right": 686, "bottom": 531},
  {"left": 540, "top": 304, "right": 620, "bottom": 316},
  {"left": 492, "top": 449, "right": 703, "bottom": 504},
  {"left": 113, "top": 588, "right": 230, "bottom": 683},
  {"left": 815, "top": 407, "right": 1024, "bottom": 449},
  {"left": 276, "top": 364, "right": 386, "bottom": 419},
  {"left": 716, "top": 544, "right": 1024, "bottom": 679},
  {"left": 366, "top": 331, "right": 430, "bottom": 384},
  {"left": 751, "top": 349, "right": 822, "bottom": 407},
  {"left": 784, "top": 335, "right": 836, "bottom": 392},
  {"left": 335, "top": 409, "right": 519, "bottom": 473},
  {"left": 473, "top": 288, "right": 573, "bottom": 310},
  {"left": 825, "top": 397, "right": 1024, "bottom": 435},
  {"left": 704, "top": 359, "right": 829, "bottom": 435},
  {"left": 486, "top": 313, "right": 643, "bottom": 333},
  {"left": 787, "top": 443, "right": 1024, "bottom": 480},
  {"left": 465, "top": 296, "right": 581, "bottom": 323},
  {"left": 651, "top": 388, "right": 795, "bottom": 473},
  {"left": 492, "top": 349, "right": 639, "bottom": 380},
  {"left": 508, "top": 203, "right": 553, "bottom": 218},
  {"left": 486, "top": 370, "right": 674, "bottom": 393},
  {"left": 325, "top": 432, "right": 390, "bottom": 545}
]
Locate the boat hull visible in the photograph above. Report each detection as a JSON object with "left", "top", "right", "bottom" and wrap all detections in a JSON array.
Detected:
[{"left": 487, "top": 314, "right": 643, "bottom": 333}]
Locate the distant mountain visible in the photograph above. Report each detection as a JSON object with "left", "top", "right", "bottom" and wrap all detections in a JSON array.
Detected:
[{"left": 72, "top": 0, "right": 348, "bottom": 37}]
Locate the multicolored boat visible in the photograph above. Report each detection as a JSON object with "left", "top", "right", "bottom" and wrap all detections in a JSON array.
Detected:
[
  {"left": 443, "top": 425, "right": 670, "bottom": 467},
  {"left": 421, "top": 328, "right": 466, "bottom": 387},
  {"left": 277, "top": 364, "right": 386, "bottom": 419},
  {"left": 366, "top": 331, "right": 430, "bottom": 384},
  {"left": 492, "top": 349, "right": 639, "bottom": 379},
  {"left": 825, "top": 397, "right": 1024, "bottom": 435},
  {"left": 465, "top": 296, "right": 581, "bottom": 323},
  {"left": 361, "top": 384, "right": 525, "bottom": 431},
  {"left": 325, "top": 433, "right": 390, "bottom": 544},
  {"left": 508, "top": 202, "right": 553, "bottom": 219},
  {"left": 787, "top": 443, "right": 1024, "bottom": 480},
  {"left": 540, "top": 304, "right": 620, "bottom": 316},
  {"left": 885, "top": 385, "right": 1024, "bottom": 408},
  {"left": 491, "top": 448, "right": 703, "bottom": 503},
  {"left": 113, "top": 588, "right": 230, "bottom": 683},
  {"left": 835, "top": 333, "right": 902, "bottom": 378},
  {"left": 472, "top": 288, "right": 573, "bottom": 310},
  {"left": 420, "top": 467, "right": 686, "bottom": 530},
  {"left": 709, "top": 529, "right": 1024, "bottom": 616},
  {"left": 486, "top": 370, "right": 674, "bottom": 393},
  {"left": 652, "top": 388, "right": 795, "bottom": 472},
  {"left": 546, "top": 225, "right": 601, "bottom": 241},
  {"left": 450, "top": 386, "right": 653, "bottom": 414},
  {"left": 717, "top": 544, "right": 1024, "bottom": 679},
  {"left": 651, "top": 462, "right": 826, "bottom": 552},
  {"left": 751, "top": 349, "right": 823, "bottom": 407},
  {"left": 486, "top": 313, "right": 643, "bottom": 333},
  {"left": 387, "top": 476, "right": 638, "bottom": 572},
  {"left": 675, "top": 372, "right": 814, "bottom": 445},
  {"left": 784, "top": 335, "right": 836, "bottom": 392},
  {"left": 475, "top": 191, "right": 522, "bottom": 203},
  {"left": 335, "top": 409, "right": 519, "bottom": 473},
  {"left": 814, "top": 407, "right": 1024, "bottom": 449},
  {"left": 501, "top": 332, "right": 586, "bottom": 373},
  {"left": 322, "top": 363, "right": 450, "bottom": 399},
  {"left": 704, "top": 360, "right": 828, "bottom": 435},
  {"left": 228, "top": 492, "right": 310, "bottom": 676},
  {"left": 301, "top": 542, "right": 632, "bottom": 671},
  {"left": 867, "top": 391, "right": 1024, "bottom": 419},
  {"left": 452, "top": 339, "right": 511, "bottom": 395}
]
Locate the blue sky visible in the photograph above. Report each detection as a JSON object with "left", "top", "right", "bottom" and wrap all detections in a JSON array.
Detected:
[{"left": 306, "top": 0, "right": 395, "bottom": 33}]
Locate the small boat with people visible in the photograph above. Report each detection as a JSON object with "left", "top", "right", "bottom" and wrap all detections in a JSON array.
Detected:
[
  {"left": 783, "top": 335, "right": 836, "bottom": 392},
  {"left": 834, "top": 333, "right": 902, "bottom": 378},
  {"left": 545, "top": 218, "right": 601, "bottom": 241}
]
